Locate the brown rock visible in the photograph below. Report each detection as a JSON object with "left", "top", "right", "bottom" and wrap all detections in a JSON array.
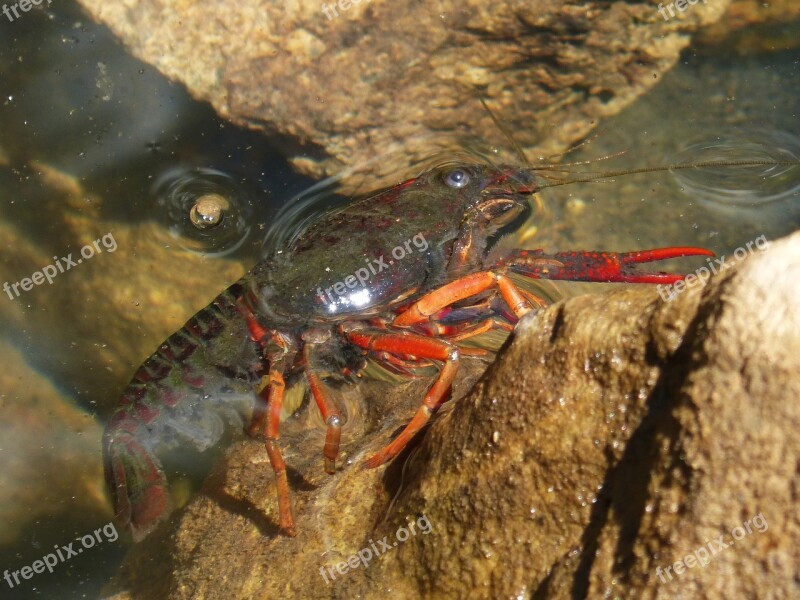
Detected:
[
  {"left": 74, "top": 0, "right": 731, "bottom": 192},
  {"left": 103, "top": 230, "right": 799, "bottom": 597},
  {"left": 697, "top": 0, "right": 800, "bottom": 53},
  {"left": 0, "top": 339, "right": 108, "bottom": 546}
]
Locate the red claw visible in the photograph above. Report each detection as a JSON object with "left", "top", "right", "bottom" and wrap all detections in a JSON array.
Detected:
[{"left": 503, "top": 247, "right": 715, "bottom": 285}]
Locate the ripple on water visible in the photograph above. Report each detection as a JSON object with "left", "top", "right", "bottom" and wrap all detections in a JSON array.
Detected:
[
  {"left": 152, "top": 167, "right": 255, "bottom": 256},
  {"left": 670, "top": 129, "right": 800, "bottom": 208}
]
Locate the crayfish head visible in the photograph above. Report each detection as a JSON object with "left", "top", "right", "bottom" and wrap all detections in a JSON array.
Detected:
[{"left": 418, "top": 163, "right": 536, "bottom": 228}]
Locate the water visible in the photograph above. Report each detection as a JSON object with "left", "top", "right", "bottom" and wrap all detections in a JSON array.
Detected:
[
  {"left": 0, "top": 3, "right": 314, "bottom": 598},
  {"left": 0, "top": 3, "right": 798, "bottom": 598}
]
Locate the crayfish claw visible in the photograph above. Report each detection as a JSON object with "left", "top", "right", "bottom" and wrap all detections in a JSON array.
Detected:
[
  {"left": 619, "top": 246, "right": 715, "bottom": 264},
  {"left": 504, "top": 247, "right": 715, "bottom": 285}
]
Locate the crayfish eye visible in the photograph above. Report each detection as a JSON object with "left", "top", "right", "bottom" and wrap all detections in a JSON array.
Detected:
[{"left": 443, "top": 168, "right": 470, "bottom": 189}]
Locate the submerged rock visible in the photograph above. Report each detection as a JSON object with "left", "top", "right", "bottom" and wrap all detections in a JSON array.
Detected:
[
  {"left": 74, "top": 0, "right": 730, "bottom": 192},
  {"left": 103, "top": 232, "right": 799, "bottom": 598},
  {"left": 0, "top": 339, "right": 108, "bottom": 547},
  {"left": 0, "top": 164, "right": 246, "bottom": 412},
  {"left": 697, "top": 0, "right": 800, "bottom": 53}
]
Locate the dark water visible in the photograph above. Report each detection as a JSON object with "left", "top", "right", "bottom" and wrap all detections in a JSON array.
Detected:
[
  {"left": 0, "top": 2, "right": 314, "bottom": 598},
  {"left": 0, "top": 2, "right": 797, "bottom": 599}
]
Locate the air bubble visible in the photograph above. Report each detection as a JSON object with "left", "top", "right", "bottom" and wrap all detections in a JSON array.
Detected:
[
  {"left": 189, "top": 194, "right": 228, "bottom": 230},
  {"left": 152, "top": 167, "right": 254, "bottom": 256}
]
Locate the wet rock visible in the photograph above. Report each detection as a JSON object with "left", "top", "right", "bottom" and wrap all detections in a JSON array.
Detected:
[
  {"left": 389, "top": 232, "right": 799, "bottom": 598},
  {"left": 102, "top": 231, "right": 799, "bottom": 597},
  {"left": 75, "top": 0, "right": 730, "bottom": 192},
  {"left": 0, "top": 339, "right": 108, "bottom": 547},
  {"left": 697, "top": 0, "right": 800, "bottom": 53}
]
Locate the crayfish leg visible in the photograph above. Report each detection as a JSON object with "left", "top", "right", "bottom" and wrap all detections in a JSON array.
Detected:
[
  {"left": 500, "top": 247, "right": 715, "bottom": 284},
  {"left": 303, "top": 344, "right": 343, "bottom": 475},
  {"left": 246, "top": 383, "right": 268, "bottom": 437},
  {"left": 259, "top": 368, "right": 297, "bottom": 537},
  {"left": 243, "top": 304, "right": 298, "bottom": 537},
  {"left": 345, "top": 329, "right": 459, "bottom": 468},
  {"left": 393, "top": 271, "right": 535, "bottom": 328},
  {"left": 427, "top": 316, "right": 514, "bottom": 342}
]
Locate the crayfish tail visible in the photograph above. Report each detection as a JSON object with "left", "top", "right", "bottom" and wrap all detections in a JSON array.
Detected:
[{"left": 103, "top": 429, "right": 173, "bottom": 542}]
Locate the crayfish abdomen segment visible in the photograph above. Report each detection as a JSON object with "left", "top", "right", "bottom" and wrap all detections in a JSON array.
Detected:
[
  {"left": 103, "top": 283, "right": 264, "bottom": 539},
  {"left": 103, "top": 427, "right": 172, "bottom": 542}
]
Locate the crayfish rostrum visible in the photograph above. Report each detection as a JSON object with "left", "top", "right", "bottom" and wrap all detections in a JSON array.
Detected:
[{"left": 103, "top": 162, "right": 713, "bottom": 539}]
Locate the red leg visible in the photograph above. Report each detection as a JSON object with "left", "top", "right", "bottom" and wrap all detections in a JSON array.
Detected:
[
  {"left": 247, "top": 390, "right": 267, "bottom": 437},
  {"left": 259, "top": 369, "right": 296, "bottom": 536},
  {"left": 425, "top": 316, "right": 514, "bottom": 341},
  {"left": 519, "top": 287, "right": 549, "bottom": 310},
  {"left": 239, "top": 300, "right": 297, "bottom": 536},
  {"left": 345, "top": 329, "right": 459, "bottom": 468},
  {"left": 500, "top": 247, "right": 714, "bottom": 284},
  {"left": 374, "top": 350, "right": 433, "bottom": 375},
  {"left": 303, "top": 345, "right": 343, "bottom": 475},
  {"left": 240, "top": 298, "right": 270, "bottom": 437},
  {"left": 393, "top": 271, "right": 534, "bottom": 327}
]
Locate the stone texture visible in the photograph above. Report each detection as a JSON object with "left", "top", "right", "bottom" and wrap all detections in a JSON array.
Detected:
[
  {"left": 697, "top": 0, "right": 800, "bottom": 53},
  {"left": 74, "top": 0, "right": 731, "bottom": 192},
  {"left": 102, "top": 231, "right": 799, "bottom": 598},
  {"left": 0, "top": 339, "right": 108, "bottom": 546}
]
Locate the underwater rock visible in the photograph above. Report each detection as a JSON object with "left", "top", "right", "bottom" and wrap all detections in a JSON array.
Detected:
[
  {"left": 0, "top": 165, "right": 246, "bottom": 413},
  {"left": 0, "top": 339, "right": 108, "bottom": 546},
  {"left": 74, "top": 0, "right": 730, "bottom": 192},
  {"left": 697, "top": 0, "right": 800, "bottom": 53},
  {"left": 102, "top": 231, "right": 799, "bottom": 597}
]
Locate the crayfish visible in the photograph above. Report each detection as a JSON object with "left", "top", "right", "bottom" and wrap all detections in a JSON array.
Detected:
[{"left": 103, "top": 161, "right": 718, "bottom": 539}]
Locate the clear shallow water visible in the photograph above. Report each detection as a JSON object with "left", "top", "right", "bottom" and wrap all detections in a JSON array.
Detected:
[
  {"left": 0, "top": 3, "right": 797, "bottom": 599},
  {"left": 0, "top": 3, "right": 314, "bottom": 598}
]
